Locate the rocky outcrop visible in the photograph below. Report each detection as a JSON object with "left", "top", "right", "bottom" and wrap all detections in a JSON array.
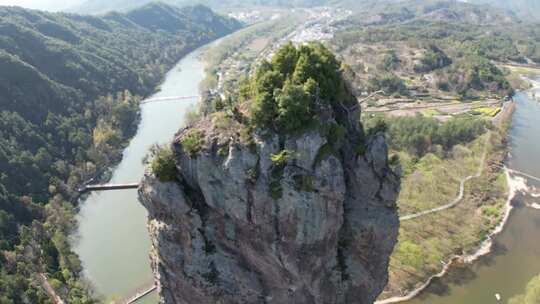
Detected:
[
  {"left": 139, "top": 104, "right": 399, "bottom": 303},
  {"left": 139, "top": 42, "right": 400, "bottom": 304}
]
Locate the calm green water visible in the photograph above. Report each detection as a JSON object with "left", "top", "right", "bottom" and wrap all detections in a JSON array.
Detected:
[
  {"left": 407, "top": 90, "right": 540, "bottom": 304},
  {"left": 72, "top": 45, "right": 207, "bottom": 303}
]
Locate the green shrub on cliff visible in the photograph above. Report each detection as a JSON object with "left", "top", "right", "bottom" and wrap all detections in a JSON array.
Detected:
[
  {"left": 271, "top": 150, "right": 297, "bottom": 164},
  {"left": 150, "top": 145, "right": 178, "bottom": 182},
  {"left": 276, "top": 82, "right": 312, "bottom": 132},
  {"left": 269, "top": 149, "right": 297, "bottom": 199},
  {"left": 181, "top": 129, "right": 206, "bottom": 156}
]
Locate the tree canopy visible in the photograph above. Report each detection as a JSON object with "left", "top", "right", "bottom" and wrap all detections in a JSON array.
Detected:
[
  {"left": 245, "top": 42, "right": 354, "bottom": 133},
  {"left": 365, "top": 114, "right": 488, "bottom": 157}
]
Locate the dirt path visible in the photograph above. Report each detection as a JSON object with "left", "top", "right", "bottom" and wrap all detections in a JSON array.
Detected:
[
  {"left": 400, "top": 132, "right": 490, "bottom": 221},
  {"left": 38, "top": 273, "right": 65, "bottom": 304}
]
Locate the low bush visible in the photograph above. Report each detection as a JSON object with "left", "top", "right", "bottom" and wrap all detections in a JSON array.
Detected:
[
  {"left": 181, "top": 129, "right": 205, "bottom": 156},
  {"left": 270, "top": 149, "right": 296, "bottom": 165},
  {"left": 150, "top": 145, "right": 177, "bottom": 182}
]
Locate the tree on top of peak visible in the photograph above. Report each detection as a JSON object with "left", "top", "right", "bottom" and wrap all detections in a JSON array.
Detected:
[
  {"left": 247, "top": 42, "right": 354, "bottom": 133},
  {"left": 272, "top": 42, "right": 300, "bottom": 77}
]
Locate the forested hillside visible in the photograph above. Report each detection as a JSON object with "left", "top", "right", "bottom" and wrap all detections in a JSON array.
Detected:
[
  {"left": 71, "top": 0, "right": 330, "bottom": 14},
  {"left": 332, "top": 0, "right": 540, "bottom": 99},
  {"left": 343, "top": 0, "right": 517, "bottom": 25},
  {"left": 0, "top": 3, "right": 240, "bottom": 302},
  {"left": 470, "top": 0, "right": 540, "bottom": 21},
  {"left": 70, "top": 0, "right": 540, "bottom": 20}
]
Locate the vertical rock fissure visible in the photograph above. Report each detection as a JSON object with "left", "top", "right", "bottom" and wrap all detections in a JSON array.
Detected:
[
  {"left": 272, "top": 199, "right": 284, "bottom": 266},
  {"left": 178, "top": 178, "right": 219, "bottom": 286},
  {"left": 336, "top": 157, "right": 352, "bottom": 283},
  {"left": 246, "top": 185, "right": 254, "bottom": 224},
  {"left": 255, "top": 268, "right": 270, "bottom": 304},
  {"left": 246, "top": 157, "right": 260, "bottom": 223},
  {"left": 334, "top": 107, "right": 361, "bottom": 285}
]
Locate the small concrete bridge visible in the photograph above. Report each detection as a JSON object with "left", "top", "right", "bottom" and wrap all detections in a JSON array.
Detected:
[
  {"left": 505, "top": 167, "right": 540, "bottom": 183},
  {"left": 77, "top": 183, "right": 139, "bottom": 193},
  {"left": 140, "top": 95, "right": 199, "bottom": 104},
  {"left": 490, "top": 163, "right": 540, "bottom": 182},
  {"left": 125, "top": 285, "right": 157, "bottom": 304}
]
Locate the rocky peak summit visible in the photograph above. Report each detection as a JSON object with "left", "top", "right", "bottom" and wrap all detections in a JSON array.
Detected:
[{"left": 139, "top": 43, "right": 400, "bottom": 304}]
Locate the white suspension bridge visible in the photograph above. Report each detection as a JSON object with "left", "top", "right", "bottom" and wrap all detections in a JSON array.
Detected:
[{"left": 140, "top": 95, "right": 200, "bottom": 104}]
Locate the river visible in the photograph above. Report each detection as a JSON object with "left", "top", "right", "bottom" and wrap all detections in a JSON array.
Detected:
[
  {"left": 72, "top": 44, "right": 208, "bottom": 303},
  {"left": 406, "top": 87, "right": 540, "bottom": 304}
]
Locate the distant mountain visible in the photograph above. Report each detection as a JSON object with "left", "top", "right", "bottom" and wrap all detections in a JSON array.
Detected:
[
  {"left": 70, "top": 0, "right": 329, "bottom": 14},
  {"left": 344, "top": 0, "right": 517, "bottom": 26},
  {"left": 70, "top": 0, "right": 540, "bottom": 17},
  {"left": 0, "top": 3, "right": 240, "bottom": 128},
  {"left": 468, "top": 0, "right": 540, "bottom": 21},
  {"left": 70, "top": 0, "right": 151, "bottom": 14}
]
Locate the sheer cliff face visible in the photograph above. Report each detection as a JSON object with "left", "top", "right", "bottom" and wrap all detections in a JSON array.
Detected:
[{"left": 138, "top": 44, "right": 399, "bottom": 304}]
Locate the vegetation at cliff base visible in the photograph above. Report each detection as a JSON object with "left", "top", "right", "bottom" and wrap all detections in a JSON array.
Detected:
[
  {"left": 365, "top": 115, "right": 488, "bottom": 158},
  {"left": 368, "top": 108, "right": 511, "bottom": 300}
]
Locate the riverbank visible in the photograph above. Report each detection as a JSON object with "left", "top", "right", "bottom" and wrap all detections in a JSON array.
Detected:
[
  {"left": 463, "top": 170, "right": 528, "bottom": 263},
  {"left": 378, "top": 76, "right": 540, "bottom": 303},
  {"left": 377, "top": 98, "right": 515, "bottom": 302},
  {"left": 376, "top": 163, "right": 521, "bottom": 304},
  {"left": 72, "top": 41, "right": 221, "bottom": 302}
]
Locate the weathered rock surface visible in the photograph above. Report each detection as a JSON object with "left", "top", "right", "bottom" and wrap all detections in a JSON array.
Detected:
[{"left": 139, "top": 102, "right": 399, "bottom": 304}]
